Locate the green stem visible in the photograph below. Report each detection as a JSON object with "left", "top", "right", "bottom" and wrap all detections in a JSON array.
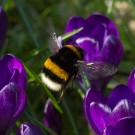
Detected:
[{"left": 62, "top": 98, "right": 79, "bottom": 135}]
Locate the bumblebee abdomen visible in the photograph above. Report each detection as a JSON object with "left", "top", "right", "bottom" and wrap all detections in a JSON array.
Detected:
[
  {"left": 44, "top": 58, "right": 69, "bottom": 81},
  {"left": 41, "top": 57, "right": 69, "bottom": 91}
]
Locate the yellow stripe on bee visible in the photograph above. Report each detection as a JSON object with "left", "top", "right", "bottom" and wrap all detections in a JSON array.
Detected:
[
  {"left": 65, "top": 45, "right": 81, "bottom": 59},
  {"left": 44, "top": 58, "right": 69, "bottom": 81}
]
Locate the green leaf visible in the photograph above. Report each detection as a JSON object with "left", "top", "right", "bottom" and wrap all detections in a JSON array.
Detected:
[
  {"left": 24, "top": 63, "right": 63, "bottom": 114},
  {"left": 61, "top": 27, "right": 84, "bottom": 41}
]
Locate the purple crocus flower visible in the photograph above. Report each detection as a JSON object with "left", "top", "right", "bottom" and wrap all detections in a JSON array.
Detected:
[
  {"left": 16, "top": 122, "right": 43, "bottom": 135},
  {"left": 44, "top": 99, "right": 61, "bottom": 135},
  {"left": 0, "top": 6, "right": 8, "bottom": 48},
  {"left": 0, "top": 54, "right": 27, "bottom": 135},
  {"left": 84, "top": 68, "right": 135, "bottom": 135},
  {"left": 64, "top": 13, "right": 123, "bottom": 90}
]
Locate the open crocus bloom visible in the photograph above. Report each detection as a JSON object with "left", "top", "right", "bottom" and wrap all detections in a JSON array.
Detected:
[
  {"left": 0, "top": 54, "right": 27, "bottom": 135},
  {"left": 84, "top": 68, "right": 135, "bottom": 135},
  {"left": 64, "top": 13, "right": 123, "bottom": 90},
  {"left": 65, "top": 13, "right": 123, "bottom": 66}
]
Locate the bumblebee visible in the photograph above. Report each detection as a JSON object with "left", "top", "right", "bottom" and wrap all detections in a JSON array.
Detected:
[{"left": 41, "top": 33, "right": 117, "bottom": 91}]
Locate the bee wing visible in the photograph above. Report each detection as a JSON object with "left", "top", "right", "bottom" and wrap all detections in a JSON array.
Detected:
[
  {"left": 77, "top": 60, "right": 117, "bottom": 80},
  {"left": 49, "top": 32, "right": 62, "bottom": 54}
]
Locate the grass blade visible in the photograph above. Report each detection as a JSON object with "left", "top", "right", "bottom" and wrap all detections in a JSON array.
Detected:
[
  {"left": 14, "top": 0, "right": 41, "bottom": 48},
  {"left": 24, "top": 63, "right": 63, "bottom": 114},
  {"left": 25, "top": 110, "right": 58, "bottom": 135},
  {"left": 62, "top": 27, "right": 84, "bottom": 40}
]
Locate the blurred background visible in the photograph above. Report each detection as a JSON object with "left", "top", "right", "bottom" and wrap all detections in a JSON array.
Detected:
[{"left": 1, "top": 0, "right": 135, "bottom": 134}]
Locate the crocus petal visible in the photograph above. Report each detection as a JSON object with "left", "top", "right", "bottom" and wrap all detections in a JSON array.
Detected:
[
  {"left": 10, "top": 69, "right": 26, "bottom": 93},
  {"left": 104, "top": 126, "right": 122, "bottom": 135},
  {"left": 65, "top": 16, "right": 87, "bottom": 33},
  {"left": 114, "top": 118, "right": 135, "bottom": 135},
  {"left": 0, "top": 60, "right": 10, "bottom": 90},
  {"left": 84, "top": 88, "right": 107, "bottom": 134},
  {"left": 127, "top": 68, "right": 135, "bottom": 93},
  {"left": 44, "top": 99, "right": 61, "bottom": 134},
  {"left": 16, "top": 122, "right": 43, "bottom": 135},
  {"left": 0, "top": 7, "right": 8, "bottom": 48},
  {"left": 0, "top": 82, "right": 26, "bottom": 134},
  {"left": 108, "top": 99, "right": 135, "bottom": 126},
  {"left": 0, "top": 83, "right": 17, "bottom": 133},
  {"left": 87, "top": 13, "right": 120, "bottom": 37},
  {"left": 12, "top": 84, "right": 26, "bottom": 121},
  {"left": 76, "top": 37, "right": 99, "bottom": 61},
  {"left": 90, "top": 23, "right": 107, "bottom": 49},
  {"left": 2, "top": 54, "right": 27, "bottom": 90},
  {"left": 97, "top": 35, "right": 123, "bottom": 66},
  {"left": 105, "top": 118, "right": 135, "bottom": 135},
  {"left": 108, "top": 84, "right": 135, "bottom": 109},
  {"left": 65, "top": 16, "right": 91, "bottom": 44},
  {"left": 2, "top": 54, "right": 26, "bottom": 76},
  {"left": 90, "top": 102, "right": 111, "bottom": 134}
]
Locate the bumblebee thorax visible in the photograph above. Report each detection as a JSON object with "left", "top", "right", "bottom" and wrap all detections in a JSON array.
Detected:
[{"left": 64, "top": 45, "right": 84, "bottom": 60}]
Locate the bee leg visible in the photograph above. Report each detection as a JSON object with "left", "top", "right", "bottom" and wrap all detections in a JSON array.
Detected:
[
  {"left": 58, "top": 79, "right": 70, "bottom": 103},
  {"left": 71, "top": 70, "right": 78, "bottom": 88},
  {"left": 58, "top": 90, "right": 65, "bottom": 103},
  {"left": 58, "top": 73, "right": 77, "bottom": 103}
]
